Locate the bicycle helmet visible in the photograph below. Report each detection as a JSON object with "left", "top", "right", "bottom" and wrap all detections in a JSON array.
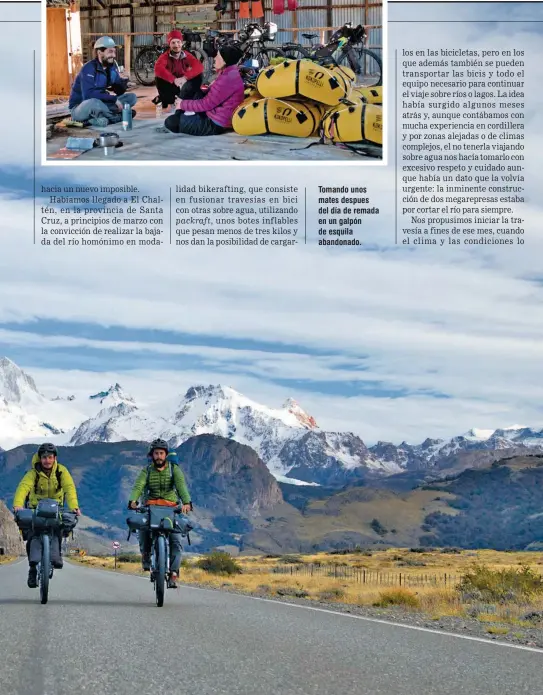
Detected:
[
  {"left": 148, "top": 438, "right": 169, "bottom": 455},
  {"left": 37, "top": 442, "right": 57, "bottom": 457}
]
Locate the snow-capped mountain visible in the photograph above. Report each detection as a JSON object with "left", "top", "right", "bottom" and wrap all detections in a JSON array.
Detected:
[
  {"left": 88, "top": 383, "right": 136, "bottom": 408},
  {"left": 0, "top": 358, "right": 79, "bottom": 449},
  {"left": 70, "top": 402, "right": 171, "bottom": 446},
  {"left": 367, "top": 425, "right": 543, "bottom": 471},
  {"left": 1, "top": 356, "right": 543, "bottom": 487},
  {"left": 164, "top": 385, "right": 387, "bottom": 482}
]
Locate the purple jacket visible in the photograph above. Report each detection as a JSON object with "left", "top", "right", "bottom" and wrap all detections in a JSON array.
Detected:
[{"left": 180, "top": 65, "right": 244, "bottom": 128}]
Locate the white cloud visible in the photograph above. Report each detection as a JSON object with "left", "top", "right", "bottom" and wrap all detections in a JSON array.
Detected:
[{"left": 0, "top": 10, "right": 542, "bottom": 442}]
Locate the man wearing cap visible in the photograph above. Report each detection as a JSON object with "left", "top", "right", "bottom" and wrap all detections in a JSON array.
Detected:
[
  {"left": 69, "top": 36, "right": 138, "bottom": 128},
  {"left": 153, "top": 29, "right": 205, "bottom": 109}
]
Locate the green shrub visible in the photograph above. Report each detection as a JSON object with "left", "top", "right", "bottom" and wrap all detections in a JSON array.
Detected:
[
  {"left": 279, "top": 554, "right": 305, "bottom": 564},
  {"left": 196, "top": 551, "right": 242, "bottom": 575},
  {"left": 371, "top": 519, "right": 387, "bottom": 536},
  {"left": 318, "top": 587, "right": 345, "bottom": 601},
  {"left": 373, "top": 589, "right": 420, "bottom": 608},
  {"left": 458, "top": 564, "right": 543, "bottom": 603},
  {"left": 276, "top": 586, "right": 309, "bottom": 598},
  {"left": 117, "top": 553, "right": 140, "bottom": 563}
]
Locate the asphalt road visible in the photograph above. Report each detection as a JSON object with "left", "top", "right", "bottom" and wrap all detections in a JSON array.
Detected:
[{"left": 0, "top": 560, "right": 542, "bottom": 695}]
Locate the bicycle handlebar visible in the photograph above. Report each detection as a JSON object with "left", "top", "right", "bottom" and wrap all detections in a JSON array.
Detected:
[{"left": 130, "top": 504, "right": 187, "bottom": 514}]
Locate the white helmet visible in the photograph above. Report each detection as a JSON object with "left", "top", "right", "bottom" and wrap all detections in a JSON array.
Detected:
[{"left": 94, "top": 36, "right": 117, "bottom": 50}]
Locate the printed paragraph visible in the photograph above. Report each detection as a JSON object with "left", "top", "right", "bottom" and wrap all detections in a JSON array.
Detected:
[
  {"left": 173, "top": 185, "right": 300, "bottom": 248},
  {"left": 397, "top": 47, "right": 527, "bottom": 247},
  {"left": 38, "top": 184, "right": 166, "bottom": 247}
]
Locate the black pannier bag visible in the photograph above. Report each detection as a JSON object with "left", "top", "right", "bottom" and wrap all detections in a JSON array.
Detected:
[
  {"left": 36, "top": 499, "right": 59, "bottom": 519},
  {"left": 149, "top": 506, "right": 176, "bottom": 531},
  {"left": 15, "top": 509, "right": 33, "bottom": 540},
  {"left": 126, "top": 509, "right": 149, "bottom": 532},
  {"left": 203, "top": 31, "right": 219, "bottom": 58},
  {"left": 60, "top": 510, "right": 78, "bottom": 537}
]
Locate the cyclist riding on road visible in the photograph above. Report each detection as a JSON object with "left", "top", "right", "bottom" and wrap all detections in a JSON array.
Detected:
[
  {"left": 128, "top": 438, "right": 192, "bottom": 587},
  {"left": 12, "top": 443, "right": 81, "bottom": 588}
]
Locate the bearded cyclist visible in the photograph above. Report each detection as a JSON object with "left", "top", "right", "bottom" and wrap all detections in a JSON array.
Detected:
[
  {"left": 13, "top": 443, "right": 81, "bottom": 588},
  {"left": 128, "top": 438, "right": 192, "bottom": 587}
]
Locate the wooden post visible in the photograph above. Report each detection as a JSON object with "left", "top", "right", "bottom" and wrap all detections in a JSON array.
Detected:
[
  {"left": 114, "top": 547, "right": 117, "bottom": 570},
  {"left": 124, "top": 34, "right": 132, "bottom": 79},
  {"left": 326, "top": 0, "right": 332, "bottom": 44},
  {"left": 292, "top": 9, "right": 298, "bottom": 43}
]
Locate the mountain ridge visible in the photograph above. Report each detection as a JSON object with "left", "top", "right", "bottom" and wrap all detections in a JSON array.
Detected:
[{"left": 1, "top": 356, "right": 543, "bottom": 488}]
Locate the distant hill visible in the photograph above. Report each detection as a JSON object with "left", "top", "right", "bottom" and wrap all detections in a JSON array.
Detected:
[
  {"left": 0, "top": 436, "right": 284, "bottom": 552},
  {"left": 418, "top": 455, "right": 543, "bottom": 550},
  {"left": 243, "top": 455, "right": 543, "bottom": 553},
  {"left": 2, "top": 439, "right": 542, "bottom": 554}
]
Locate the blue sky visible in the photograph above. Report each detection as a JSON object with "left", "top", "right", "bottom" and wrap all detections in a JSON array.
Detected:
[{"left": 0, "top": 2, "right": 542, "bottom": 444}]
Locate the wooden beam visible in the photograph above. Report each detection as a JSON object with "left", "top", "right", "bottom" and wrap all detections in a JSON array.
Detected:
[{"left": 326, "top": 0, "right": 332, "bottom": 44}]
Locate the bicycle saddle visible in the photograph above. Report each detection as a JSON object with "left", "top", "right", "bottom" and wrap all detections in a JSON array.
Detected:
[{"left": 302, "top": 32, "right": 317, "bottom": 40}]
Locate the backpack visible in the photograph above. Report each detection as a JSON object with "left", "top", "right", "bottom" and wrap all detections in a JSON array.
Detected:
[
  {"left": 144, "top": 460, "right": 178, "bottom": 500},
  {"left": 34, "top": 466, "right": 63, "bottom": 495}
]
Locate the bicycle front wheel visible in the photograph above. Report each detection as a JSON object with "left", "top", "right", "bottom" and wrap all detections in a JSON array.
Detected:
[
  {"left": 339, "top": 47, "right": 382, "bottom": 87},
  {"left": 154, "top": 535, "right": 166, "bottom": 607},
  {"left": 40, "top": 534, "right": 50, "bottom": 605},
  {"left": 134, "top": 47, "right": 160, "bottom": 86}
]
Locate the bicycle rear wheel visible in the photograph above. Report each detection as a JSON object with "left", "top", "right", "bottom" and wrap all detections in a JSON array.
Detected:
[
  {"left": 254, "top": 47, "right": 286, "bottom": 68},
  {"left": 134, "top": 47, "right": 160, "bottom": 86},
  {"left": 281, "top": 44, "right": 309, "bottom": 60},
  {"left": 192, "top": 47, "right": 214, "bottom": 83},
  {"left": 154, "top": 535, "right": 166, "bottom": 607},
  {"left": 339, "top": 46, "right": 382, "bottom": 87},
  {"left": 39, "top": 534, "right": 50, "bottom": 605}
]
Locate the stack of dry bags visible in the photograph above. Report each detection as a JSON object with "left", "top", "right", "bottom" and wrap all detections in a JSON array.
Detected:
[{"left": 232, "top": 59, "right": 383, "bottom": 147}]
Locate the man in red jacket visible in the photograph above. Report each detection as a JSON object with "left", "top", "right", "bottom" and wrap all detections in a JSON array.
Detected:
[{"left": 153, "top": 30, "right": 204, "bottom": 109}]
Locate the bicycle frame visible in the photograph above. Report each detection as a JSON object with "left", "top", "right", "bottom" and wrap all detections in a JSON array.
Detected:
[{"left": 128, "top": 505, "right": 192, "bottom": 607}]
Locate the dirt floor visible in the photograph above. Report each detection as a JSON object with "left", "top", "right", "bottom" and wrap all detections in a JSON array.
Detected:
[{"left": 46, "top": 85, "right": 381, "bottom": 163}]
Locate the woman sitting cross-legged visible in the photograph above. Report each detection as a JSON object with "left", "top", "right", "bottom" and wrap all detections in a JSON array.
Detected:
[{"left": 164, "top": 45, "right": 244, "bottom": 136}]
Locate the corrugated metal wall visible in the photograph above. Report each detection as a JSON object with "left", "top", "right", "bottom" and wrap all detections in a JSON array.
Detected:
[{"left": 80, "top": 0, "right": 382, "bottom": 62}]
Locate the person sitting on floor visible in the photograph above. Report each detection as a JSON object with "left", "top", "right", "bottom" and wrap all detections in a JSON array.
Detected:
[
  {"left": 69, "top": 36, "right": 137, "bottom": 128},
  {"left": 164, "top": 45, "right": 244, "bottom": 137},
  {"left": 153, "top": 29, "right": 205, "bottom": 109}
]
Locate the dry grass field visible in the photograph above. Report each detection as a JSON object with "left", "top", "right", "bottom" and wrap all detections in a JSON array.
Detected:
[{"left": 71, "top": 547, "right": 543, "bottom": 633}]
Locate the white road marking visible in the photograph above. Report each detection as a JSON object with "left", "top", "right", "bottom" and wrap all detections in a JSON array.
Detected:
[{"left": 63, "top": 561, "right": 543, "bottom": 654}]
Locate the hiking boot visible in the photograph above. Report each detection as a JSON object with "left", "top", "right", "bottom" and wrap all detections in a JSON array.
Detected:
[
  {"left": 168, "top": 572, "right": 178, "bottom": 588},
  {"left": 52, "top": 559, "right": 63, "bottom": 569},
  {"left": 27, "top": 566, "right": 38, "bottom": 588},
  {"left": 142, "top": 554, "right": 151, "bottom": 571},
  {"left": 131, "top": 109, "right": 137, "bottom": 118},
  {"left": 88, "top": 117, "right": 109, "bottom": 128}
]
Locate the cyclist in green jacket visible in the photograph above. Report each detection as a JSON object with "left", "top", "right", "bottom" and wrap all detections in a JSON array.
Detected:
[{"left": 129, "top": 438, "right": 192, "bottom": 587}]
